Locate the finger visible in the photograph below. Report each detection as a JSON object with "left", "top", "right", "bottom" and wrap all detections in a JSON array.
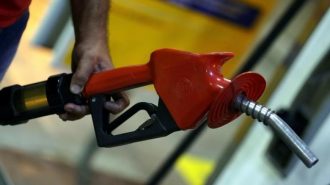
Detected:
[
  {"left": 112, "top": 92, "right": 130, "bottom": 106},
  {"left": 104, "top": 93, "right": 130, "bottom": 114},
  {"left": 64, "top": 103, "right": 89, "bottom": 116},
  {"left": 70, "top": 58, "right": 94, "bottom": 94},
  {"left": 59, "top": 112, "right": 84, "bottom": 121},
  {"left": 58, "top": 103, "right": 89, "bottom": 121},
  {"left": 104, "top": 100, "right": 127, "bottom": 114}
]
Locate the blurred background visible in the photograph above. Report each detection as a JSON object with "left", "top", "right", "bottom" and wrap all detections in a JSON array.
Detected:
[{"left": 0, "top": 0, "right": 329, "bottom": 185}]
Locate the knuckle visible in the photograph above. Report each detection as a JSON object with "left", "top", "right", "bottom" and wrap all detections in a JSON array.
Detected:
[
  {"left": 75, "top": 73, "right": 89, "bottom": 82},
  {"left": 124, "top": 99, "right": 130, "bottom": 107}
]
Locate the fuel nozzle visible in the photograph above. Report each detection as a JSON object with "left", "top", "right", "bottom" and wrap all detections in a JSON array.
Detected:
[
  {"left": 0, "top": 49, "right": 320, "bottom": 164},
  {"left": 234, "top": 94, "right": 318, "bottom": 168}
]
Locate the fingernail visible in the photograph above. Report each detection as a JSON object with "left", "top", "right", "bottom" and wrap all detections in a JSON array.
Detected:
[{"left": 71, "top": 84, "right": 82, "bottom": 94}]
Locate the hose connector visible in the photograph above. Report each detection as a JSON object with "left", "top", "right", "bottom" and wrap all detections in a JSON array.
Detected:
[{"left": 234, "top": 94, "right": 318, "bottom": 168}]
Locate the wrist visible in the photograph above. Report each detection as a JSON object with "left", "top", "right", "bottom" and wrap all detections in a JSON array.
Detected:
[
  {"left": 75, "top": 32, "right": 108, "bottom": 46},
  {"left": 74, "top": 38, "right": 109, "bottom": 54}
]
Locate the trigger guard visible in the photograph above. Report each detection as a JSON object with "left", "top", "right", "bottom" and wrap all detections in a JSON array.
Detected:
[{"left": 89, "top": 95, "right": 177, "bottom": 147}]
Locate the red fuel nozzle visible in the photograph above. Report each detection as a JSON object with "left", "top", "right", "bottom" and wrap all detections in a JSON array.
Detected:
[
  {"left": 0, "top": 48, "right": 316, "bottom": 167},
  {"left": 84, "top": 48, "right": 266, "bottom": 130}
]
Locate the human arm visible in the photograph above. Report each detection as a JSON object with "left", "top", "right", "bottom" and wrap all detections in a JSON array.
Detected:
[{"left": 60, "top": 0, "right": 129, "bottom": 121}]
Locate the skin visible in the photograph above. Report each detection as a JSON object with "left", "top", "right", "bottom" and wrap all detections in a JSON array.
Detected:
[{"left": 59, "top": 0, "right": 129, "bottom": 121}]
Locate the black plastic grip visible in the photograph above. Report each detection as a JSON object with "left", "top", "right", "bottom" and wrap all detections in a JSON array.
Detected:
[
  {"left": 0, "top": 73, "right": 85, "bottom": 125},
  {"left": 90, "top": 95, "right": 179, "bottom": 147}
]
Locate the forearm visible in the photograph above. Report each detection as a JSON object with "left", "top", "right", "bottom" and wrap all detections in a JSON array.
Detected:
[
  {"left": 69, "top": 0, "right": 112, "bottom": 92},
  {"left": 70, "top": 0, "right": 110, "bottom": 45}
]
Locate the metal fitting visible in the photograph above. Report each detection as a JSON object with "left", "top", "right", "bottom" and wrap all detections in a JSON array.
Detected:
[{"left": 234, "top": 94, "right": 318, "bottom": 168}]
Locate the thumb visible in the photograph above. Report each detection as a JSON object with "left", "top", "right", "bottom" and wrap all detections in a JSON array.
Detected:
[{"left": 70, "top": 59, "right": 94, "bottom": 94}]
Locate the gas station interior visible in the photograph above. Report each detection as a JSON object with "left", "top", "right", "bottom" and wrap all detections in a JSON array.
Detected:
[{"left": 0, "top": 0, "right": 329, "bottom": 185}]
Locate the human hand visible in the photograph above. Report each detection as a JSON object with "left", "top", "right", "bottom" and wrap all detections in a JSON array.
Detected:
[{"left": 59, "top": 42, "right": 129, "bottom": 121}]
